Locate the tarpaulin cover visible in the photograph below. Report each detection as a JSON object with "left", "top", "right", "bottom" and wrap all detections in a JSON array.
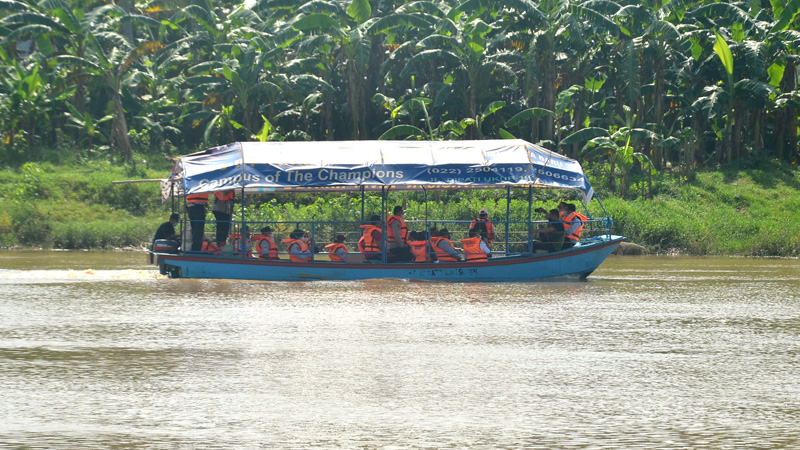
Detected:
[{"left": 168, "top": 140, "right": 594, "bottom": 202}]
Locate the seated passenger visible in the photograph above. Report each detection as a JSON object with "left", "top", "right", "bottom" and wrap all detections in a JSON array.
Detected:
[
  {"left": 227, "top": 225, "right": 254, "bottom": 255},
  {"left": 201, "top": 239, "right": 221, "bottom": 254},
  {"left": 480, "top": 231, "right": 492, "bottom": 256},
  {"left": 531, "top": 209, "right": 565, "bottom": 252},
  {"left": 359, "top": 215, "right": 383, "bottom": 261},
  {"left": 152, "top": 213, "right": 181, "bottom": 251},
  {"left": 407, "top": 231, "right": 430, "bottom": 263},
  {"left": 460, "top": 229, "right": 490, "bottom": 262},
  {"left": 282, "top": 229, "right": 312, "bottom": 262},
  {"left": 563, "top": 203, "right": 587, "bottom": 248},
  {"left": 324, "top": 234, "right": 349, "bottom": 262},
  {"left": 253, "top": 226, "right": 279, "bottom": 260},
  {"left": 430, "top": 228, "right": 462, "bottom": 262}
]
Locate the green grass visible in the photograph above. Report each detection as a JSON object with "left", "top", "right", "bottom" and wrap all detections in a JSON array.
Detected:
[
  {"left": 600, "top": 160, "right": 800, "bottom": 255},
  {"left": 1, "top": 156, "right": 799, "bottom": 256},
  {"left": 0, "top": 159, "right": 168, "bottom": 249}
]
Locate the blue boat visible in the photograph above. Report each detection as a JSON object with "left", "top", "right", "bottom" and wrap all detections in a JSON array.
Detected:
[{"left": 150, "top": 140, "right": 623, "bottom": 281}]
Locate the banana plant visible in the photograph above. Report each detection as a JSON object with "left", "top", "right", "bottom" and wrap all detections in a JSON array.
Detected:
[
  {"left": 0, "top": 59, "right": 71, "bottom": 156},
  {"left": 376, "top": 96, "right": 464, "bottom": 140},
  {"left": 203, "top": 104, "right": 243, "bottom": 144},
  {"left": 561, "top": 112, "right": 656, "bottom": 197},
  {"left": 63, "top": 101, "right": 112, "bottom": 147},
  {"left": 399, "top": 13, "right": 515, "bottom": 139}
]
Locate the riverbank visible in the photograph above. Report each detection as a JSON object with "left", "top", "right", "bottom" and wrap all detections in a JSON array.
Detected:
[{"left": 1, "top": 157, "right": 798, "bottom": 256}]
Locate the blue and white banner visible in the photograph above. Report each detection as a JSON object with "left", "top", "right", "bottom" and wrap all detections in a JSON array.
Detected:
[{"left": 172, "top": 140, "right": 594, "bottom": 202}]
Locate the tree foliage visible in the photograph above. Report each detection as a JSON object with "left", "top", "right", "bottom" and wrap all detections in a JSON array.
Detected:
[{"left": 1, "top": 0, "right": 799, "bottom": 197}]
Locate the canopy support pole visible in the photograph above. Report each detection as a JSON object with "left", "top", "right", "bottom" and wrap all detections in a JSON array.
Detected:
[
  {"left": 527, "top": 186, "right": 533, "bottom": 254},
  {"left": 381, "top": 187, "right": 387, "bottom": 263},
  {"left": 240, "top": 186, "right": 246, "bottom": 257},
  {"left": 360, "top": 187, "right": 365, "bottom": 223},
  {"left": 423, "top": 187, "right": 429, "bottom": 236},
  {"left": 505, "top": 186, "right": 511, "bottom": 256},
  {"left": 239, "top": 148, "right": 247, "bottom": 257},
  {"left": 170, "top": 182, "right": 180, "bottom": 247},
  {"left": 593, "top": 193, "right": 612, "bottom": 238}
]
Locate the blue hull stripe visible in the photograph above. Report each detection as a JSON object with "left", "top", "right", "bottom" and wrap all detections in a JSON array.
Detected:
[{"left": 156, "top": 237, "right": 624, "bottom": 282}]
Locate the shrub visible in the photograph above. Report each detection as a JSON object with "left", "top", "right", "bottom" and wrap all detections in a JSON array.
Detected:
[{"left": 9, "top": 204, "right": 52, "bottom": 246}]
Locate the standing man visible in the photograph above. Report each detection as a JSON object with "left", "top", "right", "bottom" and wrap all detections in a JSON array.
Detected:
[
  {"left": 185, "top": 191, "right": 209, "bottom": 252},
  {"left": 387, "top": 205, "right": 412, "bottom": 262},
  {"left": 212, "top": 190, "right": 234, "bottom": 247}
]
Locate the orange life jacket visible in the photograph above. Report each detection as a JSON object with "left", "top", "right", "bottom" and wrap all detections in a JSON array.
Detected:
[
  {"left": 563, "top": 212, "right": 586, "bottom": 242},
  {"left": 460, "top": 236, "right": 488, "bottom": 262},
  {"left": 386, "top": 215, "right": 408, "bottom": 244},
  {"left": 282, "top": 237, "right": 311, "bottom": 262},
  {"left": 359, "top": 225, "right": 381, "bottom": 255},
  {"left": 324, "top": 243, "right": 348, "bottom": 262},
  {"left": 228, "top": 233, "right": 250, "bottom": 254},
  {"left": 253, "top": 235, "right": 278, "bottom": 259},
  {"left": 213, "top": 190, "right": 234, "bottom": 201},
  {"left": 407, "top": 240, "right": 429, "bottom": 262},
  {"left": 186, "top": 192, "right": 209, "bottom": 204},
  {"left": 431, "top": 236, "right": 458, "bottom": 262},
  {"left": 201, "top": 241, "right": 220, "bottom": 254},
  {"left": 469, "top": 218, "right": 494, "bottom": 240}
]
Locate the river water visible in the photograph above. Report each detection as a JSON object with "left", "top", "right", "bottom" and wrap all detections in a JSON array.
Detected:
[{"left": 1, "top": 251, "right": 798, "bottom": 449}]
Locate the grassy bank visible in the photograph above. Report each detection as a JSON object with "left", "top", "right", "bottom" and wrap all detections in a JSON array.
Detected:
[
  {"left": 603, "top": 158, "right": 800, "bottom": 256},
  {"left": 1, "top": 156, "right": 798, "bottom": 256}
]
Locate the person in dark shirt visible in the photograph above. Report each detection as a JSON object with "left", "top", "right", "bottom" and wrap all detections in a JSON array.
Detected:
[
  {"left": 153, "top": 213, "right": 180, "bottom": 248},
  {"left": 531, "top": 209, "right": 566, "bottom": 252}
]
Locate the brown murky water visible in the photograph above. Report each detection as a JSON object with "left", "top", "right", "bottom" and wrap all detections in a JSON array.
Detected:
[{"left": 1, "top": 251, "right": 799, "bottom": 448}]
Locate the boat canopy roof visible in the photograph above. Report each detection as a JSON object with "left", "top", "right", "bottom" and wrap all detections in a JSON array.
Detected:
[{"left": 169, "top": 140, "right": 594, "bottom": 201}]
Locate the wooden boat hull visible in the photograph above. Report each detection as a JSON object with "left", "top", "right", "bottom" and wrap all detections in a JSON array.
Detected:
[{"left": 153, "top": 236, "right": 624, "bottom": 282}]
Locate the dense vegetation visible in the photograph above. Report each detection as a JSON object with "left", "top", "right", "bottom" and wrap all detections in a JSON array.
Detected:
[
  {"left": 2, "top": 0, "right": 800, "bottom": 256},
  {"left": 1, "top": 0, "right": 800, "bottom": 199},
  {"left": 1, "top": 155, "right": 798, "bottom": 256}
]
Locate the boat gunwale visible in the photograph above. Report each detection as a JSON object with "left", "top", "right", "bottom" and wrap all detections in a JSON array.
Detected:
[{"left": 153, "top": 236, "right": 624, "bottom": 270}]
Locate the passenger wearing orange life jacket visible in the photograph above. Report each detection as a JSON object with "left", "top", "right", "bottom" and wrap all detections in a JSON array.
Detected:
[
  {"left": 185, "top": 192, "right": 209, "bottom": 252},
  {"left": 469, "top": 208, "right": 496, "bottom": 242},
  {"left": 228, "top": 226, "right": 252, "bottom": 255},
  {"left": 201, "top": 239, "right": 221, "bottom": 254},
  {"left": 282, "top": 229, "right": 312, "bottom": 262},
  {"left": 460, "top": 229, "right": 491, "bottom": 262},
  {"left": 407, "top": 231, "right": 430, "bottom": 263},
  {"left": 212, "top": 190, "right": 234, "bottom": 246},
  {"left": 253, "top": 226, "right": 279, "bottom": 260},
  {"left": 387, "top": 206, "right": 413, "bottom": 262},
  {"left": 358, "top": 215, "right": 383, "bottom": 261},
  {"left": 430, "top": 228, "right": 462, "bottom": 262},
  {"left": 562, "top": 203, "right": 586, "bottom": 248},
  {"left": 323, "top": 234, "right": 349, "bottom": 262}
]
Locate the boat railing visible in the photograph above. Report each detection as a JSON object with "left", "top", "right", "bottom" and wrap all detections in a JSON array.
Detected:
[{"left": 178, "top": 216, "right": 613, "bottom": 261}]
